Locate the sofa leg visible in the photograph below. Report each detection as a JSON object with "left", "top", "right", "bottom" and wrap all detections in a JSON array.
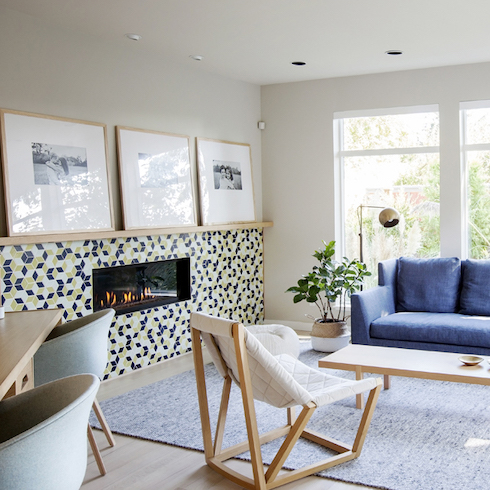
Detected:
[{"left": 384, "top": 374, "right": 391, "bottom": 390}]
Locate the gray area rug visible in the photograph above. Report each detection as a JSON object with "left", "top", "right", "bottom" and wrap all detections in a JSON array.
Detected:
[{"left": 92, "top": 342, "right": 490, "bottom": 489}]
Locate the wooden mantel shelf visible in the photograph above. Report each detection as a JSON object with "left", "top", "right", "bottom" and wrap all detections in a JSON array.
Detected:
[{"left": 0, "top": 221, "right": 273, "bottom": 247}]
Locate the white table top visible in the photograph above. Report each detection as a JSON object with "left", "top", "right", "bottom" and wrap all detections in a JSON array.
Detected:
[{"left": 319, "top": 344, "right": 490, "bottom": 386}]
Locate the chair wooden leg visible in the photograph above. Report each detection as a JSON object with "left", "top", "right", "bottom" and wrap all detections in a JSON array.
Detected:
[
  {"left": 87, "top": 424, "right": 107, "bottom": 476},
  {"left": 352, "top": 379, "right": 382, "bottom": 454},
  {"left": 233, "top": 325, "right": 267, "bottom": 490},
  {"left": 214, "top": 376, "right": 232, "bottom": 454},
  {"left": 93, "top": 398, "right": 115, "bottom": 447},
  {"left": 266, "top": 403, "right": 316, "bottom": 483},
  {"left": 191, "top": 327, "right": 215, "bottom": 460}
]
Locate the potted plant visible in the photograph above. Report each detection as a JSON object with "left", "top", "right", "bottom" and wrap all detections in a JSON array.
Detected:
[{"left": 286, "top": 240, "right": 371, "bottom": 352}]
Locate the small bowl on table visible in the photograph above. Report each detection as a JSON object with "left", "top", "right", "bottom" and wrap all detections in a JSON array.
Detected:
[{"left": 459, "top": 355, "right": 484, "bottom": 366}]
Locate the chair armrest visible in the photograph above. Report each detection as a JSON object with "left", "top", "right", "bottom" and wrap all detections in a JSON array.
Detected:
[{"left": 351, "top": 286, "right": 396, "bottom": 344}]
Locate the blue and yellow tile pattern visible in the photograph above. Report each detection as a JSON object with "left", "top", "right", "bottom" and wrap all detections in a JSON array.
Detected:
[{"left": 0, "top": 229, "right": 264, "bottom": 379}]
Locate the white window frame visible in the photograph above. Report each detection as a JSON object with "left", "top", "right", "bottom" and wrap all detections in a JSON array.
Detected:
[
  {"left": 333, "top": 104, "right": 440, "bottom": 258},
  {"left": 460, "top": 100, "right": 490, "bottom": 259}
]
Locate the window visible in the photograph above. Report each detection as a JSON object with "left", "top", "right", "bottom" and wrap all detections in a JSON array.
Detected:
[
  {"left": 461, "top": 101, "right": 490, "bottom": 259},
  {"left": 334, "top": 106, "right": 440, "bottom": 287}
]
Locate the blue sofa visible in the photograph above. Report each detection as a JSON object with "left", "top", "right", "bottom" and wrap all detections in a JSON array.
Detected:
[{"left": 351, "top": 257, "right": 490, "bottom": 356}]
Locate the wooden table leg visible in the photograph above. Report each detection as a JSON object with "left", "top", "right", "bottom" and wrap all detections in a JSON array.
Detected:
[
  {"left": 355, "top": 366, "right": 364, "bottom": 409},
  {"left": 2, "top": 358, "right": 34, "bottom": 400}
]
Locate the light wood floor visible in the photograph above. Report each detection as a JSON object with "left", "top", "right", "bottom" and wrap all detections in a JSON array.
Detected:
[
  {"left": 82, "top": 431, "right": 377, "bottom": 490},
  {"left": 82, "top": 332, "right": 378, "bottom": 490}
]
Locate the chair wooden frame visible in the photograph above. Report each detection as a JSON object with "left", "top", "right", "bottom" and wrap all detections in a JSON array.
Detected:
[
  {"left": 191, "top": 321, "right": 382, "bottom": 490},
  {"left": 87, "top": 398, "right": 116, "bottom": 476}
]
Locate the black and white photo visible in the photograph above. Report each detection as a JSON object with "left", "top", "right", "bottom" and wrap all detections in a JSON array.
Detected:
[
  {"left": 138, "top": 152, "right": 179, "bottom": 189},
  {"left": 213, "top": 160, "right": 243, "bottom": 190},
  {"left": 32, "top": 142, "right": 88, "bottom": 186}
]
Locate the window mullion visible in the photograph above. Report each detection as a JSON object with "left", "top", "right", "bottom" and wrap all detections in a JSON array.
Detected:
[{"left": 340, "top": 146, "right": 439, "bottom": 158}]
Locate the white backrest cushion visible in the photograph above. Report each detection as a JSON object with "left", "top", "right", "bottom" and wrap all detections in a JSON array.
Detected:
[{"left": 215, "top": 328, "right": 312, "bottom": 408}]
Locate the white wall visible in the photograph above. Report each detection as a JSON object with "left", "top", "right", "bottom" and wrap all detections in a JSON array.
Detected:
[
  {"left": 261, "top": 62, "right": 490, "bottom": 324},
  {"left": 0, "top": 7, "right": 262, "bottom": 232}
]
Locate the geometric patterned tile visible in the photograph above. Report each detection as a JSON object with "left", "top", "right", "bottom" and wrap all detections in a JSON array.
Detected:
[{"left": 0, "top": 229, "right": 264, "bottom": 379}]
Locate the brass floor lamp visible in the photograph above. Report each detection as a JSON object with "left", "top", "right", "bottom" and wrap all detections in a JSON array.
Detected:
[{"left": 357, "top": 205, "right": 400, "bottom": 263}]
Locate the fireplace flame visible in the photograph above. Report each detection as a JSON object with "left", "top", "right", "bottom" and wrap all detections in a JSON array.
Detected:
[{"left": 100, "top": 287, "right": 156, "bottom": 310}]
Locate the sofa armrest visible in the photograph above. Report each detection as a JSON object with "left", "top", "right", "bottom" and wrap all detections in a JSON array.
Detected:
[
  {"left": 378, "top": 258, "right": 398, "bottom": 287},
  {"left": 351, "top": 286, "right": 396, "bottom": 344}
]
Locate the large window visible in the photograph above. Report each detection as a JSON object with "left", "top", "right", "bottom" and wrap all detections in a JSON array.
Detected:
[
  {"left": 461, "top": 101, "right": 490, "bottom": 259},
  {"left": 335, "top": 106, "right": 440, "bottom": 287}
]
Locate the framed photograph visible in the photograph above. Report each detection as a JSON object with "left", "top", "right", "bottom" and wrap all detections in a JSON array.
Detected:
[
  {"left": 116, "top": 126, "right": 196, "bottom": 230},
  {"left": 0, "top": 109, "right": 114, "bottom": 236},
  {"left": 196, "top": 138, "right": 255, "bottom": 225}
]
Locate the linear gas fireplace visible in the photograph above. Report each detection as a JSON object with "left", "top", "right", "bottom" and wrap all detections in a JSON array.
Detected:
[{"left": 93, "top": 257, "right": 191, "bottom": 315}]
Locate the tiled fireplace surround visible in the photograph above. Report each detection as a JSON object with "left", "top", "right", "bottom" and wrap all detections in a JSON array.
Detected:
[{"left": 0, "top": 228, "right": 264, "bottom": 379}]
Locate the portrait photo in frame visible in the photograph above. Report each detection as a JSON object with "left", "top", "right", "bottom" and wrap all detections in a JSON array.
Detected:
[
  {"left": 0, "top": 109, "right": 114, "bottom": 236},
  {"left": 116, "top": 126, "right": 197, "bottom": 230},
  {"left": 196, "top": 138, "right": 255, "bottom": 225}
]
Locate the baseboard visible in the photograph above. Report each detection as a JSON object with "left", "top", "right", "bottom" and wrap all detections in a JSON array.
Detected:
[
  {"left": 264, "top": 314, "right": 353, "bottom": 332},
  {"left": 98, "top": 348, "right": 212, "bottom": 401},
  {"left": 263, "top": 319, "right": 313, "bottom": 332}
]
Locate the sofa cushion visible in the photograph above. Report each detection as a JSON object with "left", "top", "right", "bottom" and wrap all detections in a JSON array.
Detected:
[
  {"left": 396, "top": 257, "right": 461, "bottom": 313},
  {"left": 459, "top": 259, "right": 490, "bottom": 316},
  {"left": 371, "top": 312, "right": 490, "bottom": 349}
]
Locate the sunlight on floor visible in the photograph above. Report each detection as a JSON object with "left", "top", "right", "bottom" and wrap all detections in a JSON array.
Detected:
[{"left": 464, "top": 438, "right": 490, "bottom": 449}]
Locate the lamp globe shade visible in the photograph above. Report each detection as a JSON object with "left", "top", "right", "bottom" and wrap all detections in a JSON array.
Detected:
[{"left": 379, "top": 207, "right": 400, "bottom": 228}]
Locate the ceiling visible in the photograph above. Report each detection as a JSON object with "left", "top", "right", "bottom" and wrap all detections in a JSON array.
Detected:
[{"left": 2, "top": 0, "right": 490, "bottom": 86}]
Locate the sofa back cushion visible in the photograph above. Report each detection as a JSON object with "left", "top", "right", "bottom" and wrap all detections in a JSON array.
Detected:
[
  {"left": 396, "top": 257, "right": 461, "bottom": 313},
  {"left": 459, "top": 259, "right": 490, "bottom": 316}
]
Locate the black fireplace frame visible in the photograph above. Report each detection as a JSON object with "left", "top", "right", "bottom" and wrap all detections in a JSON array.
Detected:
[{"left": 92, "top": 257, "right": 191, "bottom": 316}]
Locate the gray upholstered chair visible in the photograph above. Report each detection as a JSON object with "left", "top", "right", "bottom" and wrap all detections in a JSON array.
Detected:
[
  {"left": 0, "top": 374, "right": 100, "bottom": 490},
  {"left": 34, "top": 308, "right": 116, "bottom": 476}
]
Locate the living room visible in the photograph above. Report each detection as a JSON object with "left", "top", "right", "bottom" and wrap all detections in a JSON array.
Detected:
[{"left": 1, "top": 2, "right": 490, "bottom": 489}]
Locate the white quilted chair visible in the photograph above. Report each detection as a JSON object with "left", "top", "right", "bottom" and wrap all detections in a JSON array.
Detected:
[{"left": 190, "top": 312, "right": 382, "bottom": 490}]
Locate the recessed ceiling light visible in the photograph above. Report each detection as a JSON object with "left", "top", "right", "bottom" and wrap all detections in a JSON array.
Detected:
[
  {"left": 291, "top": 61, "right": 306, "bottom": 66},
  {"left": 189, "top": 55, "right": 203, "bottom": 61},
  {"left": 125, "top": 33, "right": 142, "bottom": 41},
  {"left": 385, "top": 50, "right": 403, "bottom": 56}
]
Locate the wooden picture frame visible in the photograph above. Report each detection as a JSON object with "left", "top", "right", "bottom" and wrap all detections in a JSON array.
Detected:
[
  {"left": 196, "top": 138, "right": 255, "bottom": 225},
  {"left": 0, "top": 109, "right": 114, "bottom": 236},
  {"left": 116, "top": 126, "right": 197, "bottom": 230}
]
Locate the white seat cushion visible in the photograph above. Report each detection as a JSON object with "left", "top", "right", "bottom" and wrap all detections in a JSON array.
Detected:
[
  {"left": 276, "top": 354, "right": 378, "bottom": 407},
  {"left": 247, "top": 324, "right": 300, "bottom": 358}
]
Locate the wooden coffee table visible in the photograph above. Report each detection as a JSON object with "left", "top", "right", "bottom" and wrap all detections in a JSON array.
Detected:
[{"left": 319, "top": 344, "right": 490, "bottom": 409}]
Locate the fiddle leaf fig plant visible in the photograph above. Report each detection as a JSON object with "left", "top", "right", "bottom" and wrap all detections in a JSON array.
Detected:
[{"left": 286, "top": 240, "right": 371, "bottom": 323}]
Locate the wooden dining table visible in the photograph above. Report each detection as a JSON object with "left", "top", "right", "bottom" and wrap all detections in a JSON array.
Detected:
[{"left": 0, "top": 309, "right": 63, "bottom": 400}]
